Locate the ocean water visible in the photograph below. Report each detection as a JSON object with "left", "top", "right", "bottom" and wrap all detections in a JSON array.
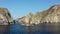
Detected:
[{"left": 0, "top": 22, "right": 60, "bottom": 34}]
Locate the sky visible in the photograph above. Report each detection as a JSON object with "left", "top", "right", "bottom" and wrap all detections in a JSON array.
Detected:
[{"left": 0, "top": 0, "right": 60, "bottom": 19}]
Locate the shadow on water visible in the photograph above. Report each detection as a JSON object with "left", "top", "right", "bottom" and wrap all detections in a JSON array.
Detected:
[
  {"left": 0, "top": 25, "right": 10, "bottom": 34},
  {"left": 0, "top": 22, "right": 60, "bottom": 34}
]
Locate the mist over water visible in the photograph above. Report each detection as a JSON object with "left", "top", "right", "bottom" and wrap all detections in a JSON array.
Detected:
[{"left": 0, "top": 22, "right": 60, "bottom": 34}]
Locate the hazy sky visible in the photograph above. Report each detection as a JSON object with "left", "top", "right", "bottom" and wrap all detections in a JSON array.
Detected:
[{"left": 0, "top": 0, "right": 60, "bottom": 19}]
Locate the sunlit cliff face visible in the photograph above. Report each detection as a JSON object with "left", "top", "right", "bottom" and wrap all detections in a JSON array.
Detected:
[
  {"left": 0, "top": 8, "right": 13, "bottom": 25},
  {"left": 18, "top": 5, "right": 60, "bottom": 26}
]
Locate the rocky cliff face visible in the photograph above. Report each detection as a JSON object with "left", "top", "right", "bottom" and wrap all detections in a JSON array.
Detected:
[
  {"left": 41, "top": 5, "right": 60, "bottom": 23},
  {"left": 17, "top": 5, "right": 60, "bottom": 26},
  {"left": 0, "top": 8, "right": 13, "bottom": 25}
]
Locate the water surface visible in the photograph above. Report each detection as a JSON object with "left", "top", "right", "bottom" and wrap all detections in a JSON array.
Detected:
[{"left": 0, "top": 23, "right": 60, "bottom": 34}]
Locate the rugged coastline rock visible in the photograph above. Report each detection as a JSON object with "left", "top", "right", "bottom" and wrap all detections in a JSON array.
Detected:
[
  {"left": 17, "top": 5, "right": 60, "bottom": 26},
  {"left": 0, "top": 8, "right": 13, "bottom": 25}
]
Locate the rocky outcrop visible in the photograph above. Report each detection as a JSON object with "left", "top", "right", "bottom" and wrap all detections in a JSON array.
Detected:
[
  {"left": 41, "top": 5, "right": 60, "bottom": 23},
  {"left": 0, "top": 8, "right": 13, "bottom": 25},
  {"left": 17, "top": 5, "right": 60, "bottom": 26}
]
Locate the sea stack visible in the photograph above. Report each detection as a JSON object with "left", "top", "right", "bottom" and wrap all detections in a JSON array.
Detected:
[
  {"left": 0, "top": 8, "right": 13, "bottom": 25},
  {"left": 17, "top": 5, "right": 60, "bottom": 26}
]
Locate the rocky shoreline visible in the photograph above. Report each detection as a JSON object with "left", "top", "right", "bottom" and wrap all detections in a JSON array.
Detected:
[
  {"left": 0, "top": 5, "right": 60, "bottom": 26},
  {"left": 17, "top": 5, "right": 60, "bottom": 26}
]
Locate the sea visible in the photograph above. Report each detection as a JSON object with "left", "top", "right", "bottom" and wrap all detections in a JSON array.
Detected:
[{"left": 0, "top": 22, "right": 60, "bottom": 34}]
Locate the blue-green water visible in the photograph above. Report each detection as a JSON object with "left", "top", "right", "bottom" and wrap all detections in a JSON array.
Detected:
[{"left": 0, "top": 23, "right": 60, "bottom": 34}]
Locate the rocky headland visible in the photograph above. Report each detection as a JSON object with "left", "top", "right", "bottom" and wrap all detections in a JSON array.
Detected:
[
  {"left": 0, "top": 8, "right": 14, "bottom": 25},
  {"left": 17, "top": 5, "right": 60, "bottom": 26}
]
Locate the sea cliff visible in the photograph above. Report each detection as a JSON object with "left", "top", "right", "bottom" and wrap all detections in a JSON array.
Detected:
[
  {"left": 17, "top": 5, "right": 60, "bottom": 26},
  {"left": 0, "top": 8, "right": 13, "bottom": 25}
]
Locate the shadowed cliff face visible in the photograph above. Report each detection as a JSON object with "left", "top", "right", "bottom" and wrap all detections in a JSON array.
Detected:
[
  {"left": 0, "top": 8, "right": 13, "bottom": 25},
  {"left": 17, "top": 5, "right": 60, "bottom": 26}
]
